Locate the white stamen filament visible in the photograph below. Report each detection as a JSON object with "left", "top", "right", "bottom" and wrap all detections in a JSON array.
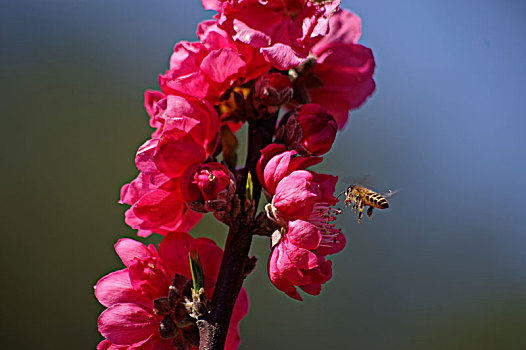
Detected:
[{"left": 267, "top": 199, "right": 342, "bottom": 250}]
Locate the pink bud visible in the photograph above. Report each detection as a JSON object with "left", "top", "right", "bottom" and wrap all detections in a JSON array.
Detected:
[
  {"left": 181, "top": 162, "right": 236, "bottom": 213},
  {"left": 285, "top": 104, "right": 337, "bottom": 156},
  {"left": 255, "top": 73, "right": 293, "bottom": 107},
  {"left": 256, "top": 143, "right": 322, "bottom": 195}
]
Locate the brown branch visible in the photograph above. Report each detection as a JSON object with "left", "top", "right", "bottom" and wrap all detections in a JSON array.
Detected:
[{"left": 198, "top": 117, "right": 276, "bottom": 349}]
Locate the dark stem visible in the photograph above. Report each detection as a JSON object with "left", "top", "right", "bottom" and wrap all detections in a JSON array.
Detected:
[
  {"left": 243, "top": 116, "right": 277, "bottom": 208},
  {"left": 198, "top": 117, "right": 276, "bottom": 349}
]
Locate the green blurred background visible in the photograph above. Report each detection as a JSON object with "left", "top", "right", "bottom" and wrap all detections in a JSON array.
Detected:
[{"left": 1, "top": 0, "right": 525, "bottom": 349}]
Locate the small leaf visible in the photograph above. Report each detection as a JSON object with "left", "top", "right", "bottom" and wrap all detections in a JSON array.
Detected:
[
  {"left": 188, "top": 251, "right": 204, "bottom": 292},
  {"left": 246, "top": 172, "right": 253, "bottom": 202}
]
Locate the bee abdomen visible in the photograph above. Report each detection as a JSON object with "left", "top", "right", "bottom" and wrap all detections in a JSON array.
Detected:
[{"left": 366, "top": 194, "right": 389, "bottom": 209}]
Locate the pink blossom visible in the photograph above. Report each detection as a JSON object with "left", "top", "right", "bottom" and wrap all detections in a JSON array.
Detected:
[
  {"left": 181, "top": 162, "right": 236, "bottom": 213},
  {"left": 256, "top": 144, "right": 322, "bottom": 196},
  {"left": 313, "top": 9, "right": 362, "bottom": 48},
  {"left": 144, "top": 90, "right": 165, "bottom": 138},
  {"left": 205, "top": 0, "right": 341, "bottom": 70},
  {"left": 159, "top": 21, "right": 270, "bottom": 105},
  {"left": 272, "top": 170, "right": 321, "bottom": 221},
  {"left": 270, "top": 170, "right": 339, "bottom": 224},
  {"left": 301, "top": 10, "right": 376, "bottom": 128},
  {"left": 120, "top": 140, "right": 203, "bottom": 237},
  {"left": 268, "top": 218, "right": 344, "bottom": 300},
  {"left": 312, "top": 172, "right": 339, "bottom": 205},
  {"left": 284, "top": 103, "right": 337, "bottom": 156},
  {"left": 120, "top": 94, "right": 220, "bottom": 236},
  {"left": 266, "top": 170, "right": 344, "bottom": 299},
  {"left": 149, "top": 93, "right": 220, "bottom": 158},
  {"left": 269, "top": 233, "right": 333, "bottom": 300},
  {"left": 95, "top": 232, "right": 249, "bottom": 350},
  {"left": 197, "top": 20, "right": 271, "bottom": 82},
  {"left": 122, "top": 177, "right": 203, "bottom": 238}
]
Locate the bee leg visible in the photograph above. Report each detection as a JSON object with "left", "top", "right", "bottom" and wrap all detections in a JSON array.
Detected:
[
  {"left": 358, "top": 200, "right": 365, "bottom": 224},
  {"left": 367, "top": 206, "right": 374, "bottom": 220}
]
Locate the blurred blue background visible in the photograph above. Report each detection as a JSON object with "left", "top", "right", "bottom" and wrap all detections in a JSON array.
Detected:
[{"left": 1, "top": 0, "right": 525, "bottom": 349}]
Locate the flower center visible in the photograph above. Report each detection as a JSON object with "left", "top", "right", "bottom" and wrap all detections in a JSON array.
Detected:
[
  {"left": 153, "top": 274, "right": 200, "bottom": 347},
  {"left": 266, "top": 201, "right": 342, "bottom": 248},
  {"left": 308, "top": 202, "right": 342, "bottom": 247}
]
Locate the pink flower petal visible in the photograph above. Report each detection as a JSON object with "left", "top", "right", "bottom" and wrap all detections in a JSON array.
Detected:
[
  {"left": 276, "top": 243, "right": 312, "bottom": 285},
  {"left": 223, "top": 287, "right": 250, "bottom": 349},
  {"left": 231, "top": 287, "right": 249, "bottom": 324},
  {"left": 144, "top": 90, "right": 165, "bottom": 121},
  {"left": 152, "top": 208, "right": 203, "bottom": 236},
  {"left": 313, "top": 9, "right": 362, "bottom": 49},
  {"left": 224, "top": 324, "right": 241, "bottom": 350},
  {"left": 128, "top": 257, "right": 170, "bottom": 300},
  {"left": 160, "top": 70, "right": 216, "bottom": 101},
  {"left": 268, "top": 247, "right": 303, "bottom": 301},
  {"left": 200, "top": 0, "right": 221, "bottom": 12},
  {"left": 96, "top": 339, "right": 129, "bottom": 350},
  {"left": 119, "top": 171, "right": 170, "bottom": 206},
  {"left": 114, "top": 239, "right": 156, "bottom": 267},
  {"left": 256, "top": 143, "right": 286, "bottom": 189},
  {"left": 98, "top": 303, "right": 159, "bottom": 345},
  {"left": 299, "top": 282, "right": 322, "bottom": 296},
  {"left": 316, "top": 45, "right": 374, "bottom": 80},
  {"left": 154, "top": 133, "right": 207, "bottom": 178},
  {"left": 287, "top": 220, "right": 322, "bottom": 250},
  {"left": 305, "top": 259, "right": 333, "bottom": 284},
  {"left": 312, "top": 172, "right": 338, "bottom": 204},
  {"left": 169, "top": 41, "right": 208, "bottom": 75},
  {"left": 193, "top": 237, "right": 223, "bottom": 284},
  {"left": 94, "top": 269, "right": 151, "bottom": 309},
  {"left": 231, "top": 10, "right": 274, "bottom": 48},
  {"left": 261, "top": 42, "right": 305, "bottom": 71},
  {"left": 273, "top": 170, "right": 320, "bottom": 221},
  {"left": 135, "top": 139, "right": 160, "bottom": 174},
  {"left": 158, "top": 232, "right": 196, "bottom": 279},
  {"left": 200, "top": 48, "right": 246, "bottom": 85},
  {"left": 126, "top": 186, "right": 186, "bottom": 230},
  {"left": 282, "top": 237, "right": 320, "bottom": 270},
  {"left": 309, "top": 90, "right": 353, "bottom": 128}
]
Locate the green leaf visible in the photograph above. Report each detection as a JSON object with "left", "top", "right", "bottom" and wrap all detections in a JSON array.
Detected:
[
  {"left": 246, "top": 171, "right": 253, "bottom": 202},
  {"left": 188, "top": 251, "right": 204, "bottom": 291}
]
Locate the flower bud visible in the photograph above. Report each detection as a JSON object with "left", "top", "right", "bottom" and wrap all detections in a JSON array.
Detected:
[
  {"left": 256, "top": 143, "right": 322, "bottom": 196},
  {"left": 255, "top": 73, "right": 293, "bottom": 107},
  {"left": 181, "top": 162, "right": 236, "bottom": 213},
  {"left": 285, "top": 104, "right": 337, "bottom": 156}
]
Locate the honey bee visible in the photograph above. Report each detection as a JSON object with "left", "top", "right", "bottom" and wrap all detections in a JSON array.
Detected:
[{"left": 337, "top": 186, "right": 398, "bottom": 223}]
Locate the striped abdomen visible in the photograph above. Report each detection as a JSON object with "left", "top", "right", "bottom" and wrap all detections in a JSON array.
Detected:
[{"left": 364, "top": 191, "right": 389, "bottom": 209}]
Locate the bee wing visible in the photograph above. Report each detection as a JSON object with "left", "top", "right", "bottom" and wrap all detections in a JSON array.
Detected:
[
  {"left": 341, "top": 174, "right": 373, "bottom": 187},
  {"left": 381, "top": 188, "right": 400, "bottom": 198}
]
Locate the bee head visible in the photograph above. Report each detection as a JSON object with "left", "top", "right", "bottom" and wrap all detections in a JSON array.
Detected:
[{"left": 336, "top": 185, "right": 354, "bottom": 199}]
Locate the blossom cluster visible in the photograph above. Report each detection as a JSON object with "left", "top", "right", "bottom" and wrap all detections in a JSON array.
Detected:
[
  {"left": 95, "top": 233, "right": 248, "bottom": 349},
  {"left": 96, "top": 0, "right": 375, "bottom": 348}
]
